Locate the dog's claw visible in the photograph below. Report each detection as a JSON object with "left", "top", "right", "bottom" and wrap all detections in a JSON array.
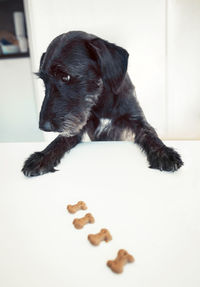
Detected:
[{"left": 50, "top": 168, "right": 58, "bottom": 173}]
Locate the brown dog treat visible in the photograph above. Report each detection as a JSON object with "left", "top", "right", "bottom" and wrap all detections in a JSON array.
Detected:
[
  {"left": 88, "top": 228, "right": 112, "bottom": 246},
  {"left": 67, "top": 201, "right": 87, "bottom": 214},
  {"left": 73, "top": 213, "right": 95, "bottom": 229},
  {"left": 107, "top": 249, "right": 134, "bottom": 274}
]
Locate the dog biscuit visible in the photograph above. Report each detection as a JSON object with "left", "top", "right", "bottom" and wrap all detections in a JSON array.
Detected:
[
  {"left": 73, "top": 213, "right": 95, "bottom": 229},
  {"left": 107, "top": 249, "right": 134, "bottom": 274},
  {"left": 67, "top": 201, "right": 87, "bottom": 214},
  {"left": 88, "top": 228, "right": 112, "bottom": 246}
]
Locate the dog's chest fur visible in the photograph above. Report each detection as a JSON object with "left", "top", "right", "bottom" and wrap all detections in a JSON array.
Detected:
[
  {"left": 93, "top": 118, "right": 133, "bottom": 141},
  {"left": 96, "top": 118, "right": 112, "bottom": 136}
]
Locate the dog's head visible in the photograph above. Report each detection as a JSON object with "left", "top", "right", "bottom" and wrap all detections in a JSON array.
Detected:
[{"left": 38, "top": 31, "right": 129, "bottom": 136}]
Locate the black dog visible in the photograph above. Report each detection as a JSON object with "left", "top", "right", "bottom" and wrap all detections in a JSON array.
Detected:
[{"left": 22, "top": 31, "right": 183, "bottom": 177}]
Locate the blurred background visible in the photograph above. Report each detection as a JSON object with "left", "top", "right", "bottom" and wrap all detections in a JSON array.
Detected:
[{"left": 0, "top": 0, "right": 199, "bottom": 142}]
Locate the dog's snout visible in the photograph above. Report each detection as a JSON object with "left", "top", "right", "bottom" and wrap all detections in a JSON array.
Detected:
[{"left": 40, "top": 120, "right": 54, "bottom": 132}]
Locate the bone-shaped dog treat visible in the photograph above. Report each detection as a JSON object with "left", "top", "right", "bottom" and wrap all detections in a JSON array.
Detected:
[
  {"left": 107, "top": 249, "right": 134, "bottom": 274},
  {"left": 73, "top": 213, "right": 95, "bottom": 229},
  {"left": 67, "top": 201, "right": 87, "bottom": 214},
  {"left": 88, "top": 228, "right": 112, "bottom": 246}
]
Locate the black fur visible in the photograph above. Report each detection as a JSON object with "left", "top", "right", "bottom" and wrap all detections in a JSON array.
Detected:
[{"left": 22, "top": 31, "right": 183, "bottom": 177}]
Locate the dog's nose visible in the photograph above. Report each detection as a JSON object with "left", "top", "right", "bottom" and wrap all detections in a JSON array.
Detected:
[{"left": 40, "top": 120, "right": 54, "bottom": 132}]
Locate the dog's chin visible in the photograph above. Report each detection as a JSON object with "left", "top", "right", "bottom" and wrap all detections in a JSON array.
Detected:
[
  {"left": 59, "top": 112, "right": 91, "bottom": 137},
  {"left": 59, "top": 123, "right": 85, "bottom": 137},
  {"left": 59, "top": 130, "right": 78, "bottom": 137}
]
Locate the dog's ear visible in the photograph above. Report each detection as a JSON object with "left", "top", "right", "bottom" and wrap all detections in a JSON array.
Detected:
[
  {"left": 87, "top": 38, "right": 129, "bottom": 93},
  {"left": 39, "top": 52, "right": 46, "bottom": 69},
  {"left": 35, "top": 53, "right": 46, "bottom": 78}
]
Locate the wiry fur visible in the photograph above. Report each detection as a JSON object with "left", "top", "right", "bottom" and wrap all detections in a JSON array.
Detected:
[{"left": 22, "top": 31, "right": 183, "bottom": 177}]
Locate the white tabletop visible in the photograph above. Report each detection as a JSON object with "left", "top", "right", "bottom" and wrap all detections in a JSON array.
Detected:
[{"left": 0, "top": 141, "right": 200, "bottom": 287}]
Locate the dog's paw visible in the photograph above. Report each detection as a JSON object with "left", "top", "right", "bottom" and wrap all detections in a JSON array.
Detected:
[
  {"left": 22, "top": 152, "right": 59, "bottom": 177},
  {"left": 148, "top": 146, "right": 183, "bottom": 172}
]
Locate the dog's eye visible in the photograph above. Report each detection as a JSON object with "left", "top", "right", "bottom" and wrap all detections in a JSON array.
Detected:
[{"left": 62, "top": 75, "right": 71, "bottom": 83}]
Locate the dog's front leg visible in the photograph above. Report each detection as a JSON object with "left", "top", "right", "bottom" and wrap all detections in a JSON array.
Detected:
[
  {"left": 22, "top": 134, "right": 82, "bottom": 177},
  {"left": 130, "top": 117, "right": 183, "bottom": 172}
]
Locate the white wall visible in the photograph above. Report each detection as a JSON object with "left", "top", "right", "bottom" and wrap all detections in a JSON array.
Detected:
[
  {"left": 24, "top": 0, "right": 200, "bottom": 140},
  {"left": 0, "top": 58, "right": 43, "bottom": 142},
  {"left": 167, "top": 0, "right": 200, "bottom": 139}
]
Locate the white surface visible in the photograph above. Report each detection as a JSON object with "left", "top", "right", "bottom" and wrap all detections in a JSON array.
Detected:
[
  {"left": 167, "top": 0, "right": 200, "bottom": 139},
  {"left": 0, "top": 141, "right": 200, "bottom": 287},
  {"left": 0, "top": 58, "right": 43, "bottom": 142}
]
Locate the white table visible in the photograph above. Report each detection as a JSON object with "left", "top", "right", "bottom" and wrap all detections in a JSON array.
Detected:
[{"left": 0, "top": 141, "right": 200, "bottom": 287}]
